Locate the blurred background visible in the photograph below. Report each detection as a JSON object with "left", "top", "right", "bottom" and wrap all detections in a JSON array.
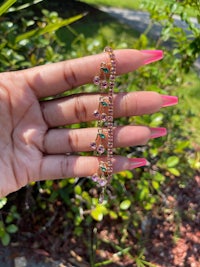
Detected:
[{"left": 0, "top": 0, "right": 199, "bottom": 266}]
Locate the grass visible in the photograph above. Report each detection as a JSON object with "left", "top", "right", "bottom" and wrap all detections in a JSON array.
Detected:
[
  {"left": 80, "top": 0, "right": 197, "bottom": 17},
  {"left": 80, "top": 0, "right": 173, "bottom": 10}
]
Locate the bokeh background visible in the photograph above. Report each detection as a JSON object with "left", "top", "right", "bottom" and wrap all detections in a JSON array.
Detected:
[{"left": 0, "top": 0, "right": 199, "bottom": 266}]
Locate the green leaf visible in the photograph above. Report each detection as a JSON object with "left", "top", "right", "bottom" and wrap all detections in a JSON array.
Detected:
[
  {"left": 166, "top": 156, "right": 180, "bottom": 167},
  {"left": 119, "top": 210, "right": 129, "bottom": 220},
  {"left": 91, "top": 209, "right": 103, "bottom": 221},
  {"left": 1, "top": 232, "right": 10, "bottom": 246},
  {"left": 139, "top": 187, "right": 149, "bottom": 201},
  {"left": 16, "top": 13, "right": 86, "bottom": 43},
  {"left": 144, "top": 203, "right": 153, "bottom": 210},
  {"left": 91, "top": 205, "right": 107, "bottom": 221},
  {"left": 8, "top": 0, "right": 44, "bottom": 12},
  {"left": 5, "top": 215, "right": 13, "bottom": 224},
  {"left": 0, "top": 221, "right": 5, "bottom": 237},
  {"left": 0, "top": 0, "right": 16, "bottom": 17},
  {"left": 152, "top": 180, "right": 159, "bottom": 190},
  {"left": 109, "top": 210, "right": 118, "bottom": 220},
  {"left": 0, "top": 198, "right": 7, "bottom": 209},
  {"left": 170, "top": 3, "right": 178, "bottom": 13},
  {"left": 6, "top": 224, "right": 18, "bottom": 234},
  {"left": 154, "top": 172, "right": 165, "bottom": 182},
  {"left": 120, "top": 199, "right": 131, "bottom": 210},
  {"left": 150, "top": 113, "right": 164, "bottom": 127},
  {"left": 74, "top": 185, "right": 82, "bottom": 195},
  {"left": 168, "top": 168, "right": 180, "bottom": 176},
  {"left": 197, "top": 15, "right": 200, "bottom": 24}
]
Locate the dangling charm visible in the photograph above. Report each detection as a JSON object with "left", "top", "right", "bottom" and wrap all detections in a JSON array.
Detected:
[{"left": 91, "top": 47, "right": 116, "bottom": 203}]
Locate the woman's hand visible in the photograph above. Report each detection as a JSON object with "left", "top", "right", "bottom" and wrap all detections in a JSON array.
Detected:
[{"left": 0, "top": 49, "right": 178, "bottom": 197}]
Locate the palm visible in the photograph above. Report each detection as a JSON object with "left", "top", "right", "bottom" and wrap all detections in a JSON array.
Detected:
[{"left": 0, "top": 73, "right": 47, "bottom": 196}]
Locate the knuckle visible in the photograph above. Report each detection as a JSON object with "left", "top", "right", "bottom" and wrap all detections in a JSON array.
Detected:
[
  {"left": 64, "top": 62, "right": 78, "bottom": 89},
  {"left": 74, "top": 96, "right": 87, "bottom": 122}
]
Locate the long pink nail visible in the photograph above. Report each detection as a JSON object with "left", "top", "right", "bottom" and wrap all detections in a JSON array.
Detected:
[
  {"left": 150, "top": 127, "right": 167, "bottom": 139},
  {"left": 161, "top": 95, "right": 178, "bottom": 107},
  {"left": 127, "top": 158, "right": 148, "bottom": 170},
  {"left": 141, "top": 50, "right": 163, "bottom": 65}
]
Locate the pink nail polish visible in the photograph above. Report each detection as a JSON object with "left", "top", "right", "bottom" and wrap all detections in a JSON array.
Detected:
[
  {"left": 127, "top": 158, "right": 148, "bottom": 170},
  {"left": 150, "top": 127, "right": 167, "bottom": 139},
  {"left": 161, "top": 95, "right": 178, "bottom": 107},
  {"left": 141, "top": 50, "right": 163, "bottom": 65}
]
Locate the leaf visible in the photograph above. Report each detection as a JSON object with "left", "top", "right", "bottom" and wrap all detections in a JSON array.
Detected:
[
  {"left": 166, "top": 156, "right": 180, "bottom": 167},
  {"left": 6, "top": 224, "right": 18, "bottom": 234},
  {"left": 150, "top": 113, "right": 164, "bottom": 127},
  {"left": 139, "top": 187, "right": 149, "bottom": 201},
  {"left": 197, "top": 15, "right": 200, "bottom": 24},
  {"left": 154, "top": 172, "right": 165, "bottom": 182},
  {"left": 0, "top": 198, "right": 7, "bottom": 209},
  {"left": 0, "top": 0, "right": 16, "bottom": 17},
  {"left": 170, "top": 3, "right": 178, "bottom": 13},
  {"left": 91, "top": 205, "right": 107, "bottom": 221},
  {"left": 152, "top": 180, "right": 159, "bottom": 190},
  {"left": 8, "top": 0, "right": 44, "bottom": 12},
  {"left": 16, "top": 13, "right": 86, "bottom": 43},
  {"left": 1, "top": 232, "right": 10, "bottom": 246},
  {"left": 120, "top": 199, "right": 131, "bottom": 210},
  {"left": 0, "top": 221, "right": 5, "bottom": 237},
  {"left": 109, "top": 210, "right": 118, "bottom": 220},
  {"left": 5, "top": 215, "right": 13, "bottom": 224},
  {"left": 168, "top": 168, "right": 180, "bottom": 176},
  {"left": 74, "top": 185, "right": 82, "bottom": 195}
]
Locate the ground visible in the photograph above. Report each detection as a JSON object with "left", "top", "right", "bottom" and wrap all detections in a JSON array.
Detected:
[{"left": 0, "top": 174, "right": 199, "bottom": 266}]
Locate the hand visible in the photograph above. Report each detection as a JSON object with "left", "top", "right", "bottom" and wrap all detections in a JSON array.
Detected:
[{"left": 0, "top": 49, "right": 178, "bottom": 197}]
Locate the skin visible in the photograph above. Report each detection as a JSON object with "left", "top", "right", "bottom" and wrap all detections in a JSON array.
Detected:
[{"left": 0, "top": 49, "right": 167, "bottom": 197}]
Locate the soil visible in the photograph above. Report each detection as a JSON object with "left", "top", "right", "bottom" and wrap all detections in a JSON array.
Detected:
[{"left": 0, "top": 174, "right": 199, "bottom": 267}]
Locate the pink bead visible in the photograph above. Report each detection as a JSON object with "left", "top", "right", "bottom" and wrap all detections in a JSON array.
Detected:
[
  {"left": 101, "top": 113, "right": 107, "bottom": 122},
  {"left": 97, "top": 145, "right": 105, "bottom": 154},
  {"left": 93, "top": 110, "right": 100, "bottom": 118},
  {"left": 90, "top": 142, "right": 97, "bottom": 150},
  {"left": 92, "top": 173, "right": 99, "bottom": 181},
  {"left": 98, "top": 178, "right": 107, "bottom": 187},
  {"left": 93, "top": 76, "right": 100, "bottom": 85},
  {"left": 101, "top": 80, "right": 108, "bottom": 89}
]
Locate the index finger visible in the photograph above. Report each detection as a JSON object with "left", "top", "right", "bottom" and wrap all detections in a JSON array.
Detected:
[{"left": 21, "top": 49, "right": 163, "bottom": 98}]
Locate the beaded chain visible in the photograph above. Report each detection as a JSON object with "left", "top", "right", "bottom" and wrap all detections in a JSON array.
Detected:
[{"left": 90, "top": 47, "right": 116, "bottom": 203}]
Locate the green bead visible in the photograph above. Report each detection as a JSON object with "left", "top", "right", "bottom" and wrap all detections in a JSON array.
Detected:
[
  {"left": 101, "top": 101, "right": 108, "bottom": 107},
  {"left": 99, "top": 133, "right": 106, "bottom": 139},
  {"left": 100, "top": 166, "right": 107, "bottom": 172},
  {"left": 101, "top": 67, "right": 109, "bottom": 74}
]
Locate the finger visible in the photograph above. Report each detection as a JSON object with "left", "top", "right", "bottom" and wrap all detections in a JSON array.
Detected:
[
  {"left": 37, "top": 155, "right": 148, "bottom": 181},
  {"left": 44, "top": 126, "right": 160, "bottom": 154},
  {"left": 41, "top": 91, "right": 165, "bottom": 127},
  {"left": 21, "top": 49, "right": 163, "bottom": 98}
]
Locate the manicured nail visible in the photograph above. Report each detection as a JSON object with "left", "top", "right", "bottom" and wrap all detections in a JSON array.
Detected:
[
  {"left": 141, "top": 50, "right": 163, "bottom": 65},
  {"left": 150, "top": 127, "right": 167, "bottom": 139},
  {"left": 161, "top": 95, "right": 178, "bottom": 107},
  {"left": 127, "top": 158, "right": 148, "bottom": 170}
]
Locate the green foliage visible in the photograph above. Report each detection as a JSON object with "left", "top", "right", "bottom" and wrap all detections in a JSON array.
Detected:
[
  {"left": 0, "top": 0, "right": 86, "bottom": 71},
  {"left": 0, "top": 205, "right": 20, "bottom": 246},
  {"left": 0, "top": 0, "right": 199, "bottom": 265}
]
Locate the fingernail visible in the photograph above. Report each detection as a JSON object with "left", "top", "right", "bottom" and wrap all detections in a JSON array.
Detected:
[
  {"left": 150, "top": 127, "right": 167, "bottom": 139},
  {"left": 141, "top": 50, "right": 163, "bottom": 65},
  {"left": 127, "top": 158, "right": 148, "bottom": 170},
  {"left": 161, "top": 95, "right": 178, "bottom": 107}
]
